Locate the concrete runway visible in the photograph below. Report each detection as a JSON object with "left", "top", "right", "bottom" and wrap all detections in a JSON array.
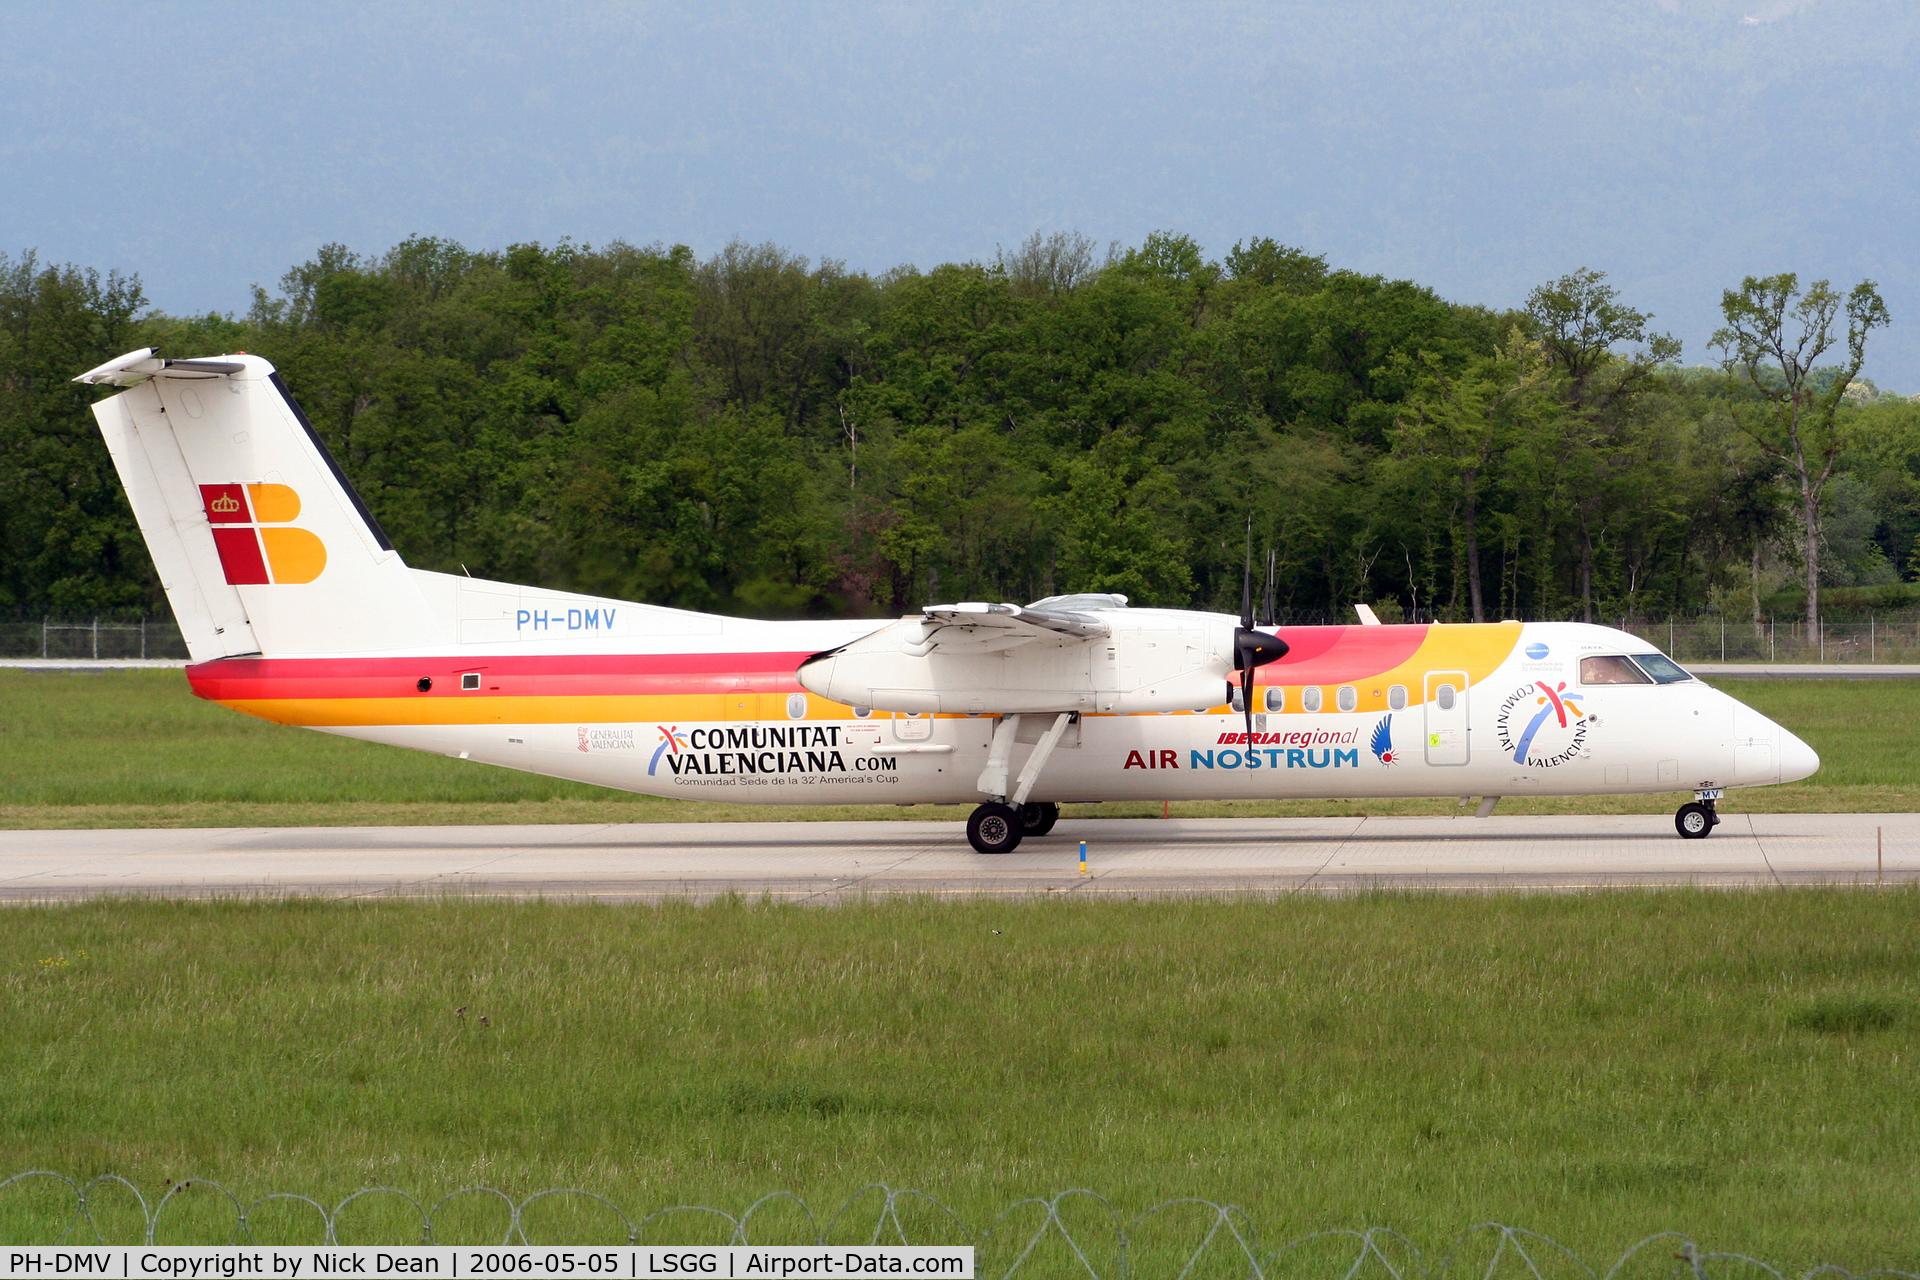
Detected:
[{"left": 1, "top": 813, "right": 1916, "bottom": 900}]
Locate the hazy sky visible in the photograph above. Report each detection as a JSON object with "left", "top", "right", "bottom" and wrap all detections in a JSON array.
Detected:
[{"left": 4, "top": 0, "right": 1915, "bottom": 384}]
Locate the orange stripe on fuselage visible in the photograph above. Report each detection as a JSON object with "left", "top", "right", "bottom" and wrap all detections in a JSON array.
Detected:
[
  {"left": 1258, "top": 622, "right": 1522, "bottom": 714},
  {"left": 192, "top": 625, "right": 1528, "bottom": 729},
  {"left": 218, "top": 693, "right": 806, "bottom": 727},
  {"left": 189, "top": 653, "right": 824, "bottom": 727}
]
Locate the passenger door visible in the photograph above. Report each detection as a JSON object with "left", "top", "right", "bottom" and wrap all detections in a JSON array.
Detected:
[{"left": 1424, "top": 671, "right": 1470, "bottom": 766}]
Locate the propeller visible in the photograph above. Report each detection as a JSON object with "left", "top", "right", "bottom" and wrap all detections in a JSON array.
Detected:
[{"left": 1235, "top": 520, "right": 1289, "bottom": 742}]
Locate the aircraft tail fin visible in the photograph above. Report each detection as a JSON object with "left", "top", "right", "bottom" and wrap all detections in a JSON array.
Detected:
[{"left": 79, "top": 349, "right": 444, "bottom": 660}]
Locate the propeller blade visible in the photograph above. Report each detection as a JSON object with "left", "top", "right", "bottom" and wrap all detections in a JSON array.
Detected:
[
  {"left": 1262, "top": 547, "right": 1276, "bottom": 629},
  {"left": 1241, "top": 517, "right": 1254, "bottom": 631},
  {"left": 1241, "top": 663, "right": 1255, "bottom": 742}
]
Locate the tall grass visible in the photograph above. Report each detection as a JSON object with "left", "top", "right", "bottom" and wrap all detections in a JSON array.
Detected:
[
  {"left": 3, "top": 891, "right": 1919, "bottom": 1268},
  {"left": 0, "top": 672, "right": 1914, "bottom": 826}
]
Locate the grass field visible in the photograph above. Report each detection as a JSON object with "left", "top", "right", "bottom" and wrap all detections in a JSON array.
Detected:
[
  {"left": 4, "top": 891, "right": 1920, "bottom": 1269},
  {"left": 1, "top": 670, "right": 1916, "bottom": 828}
]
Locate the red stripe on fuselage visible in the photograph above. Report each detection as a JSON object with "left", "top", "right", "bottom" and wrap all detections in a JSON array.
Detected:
[
  {"left": 187, "top": 652, "right": 816, "bottom": 702},
  {"left": 1269, "top": 624, "right": 1429, "bottom": 683}
]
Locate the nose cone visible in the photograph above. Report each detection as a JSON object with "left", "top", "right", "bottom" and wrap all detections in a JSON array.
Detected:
[
  {"left": 797, "top": 653, "right": 839, "bottom": 700},
  {"left": 1778, "top": 725, "right": 1820, "bottom": 783}
]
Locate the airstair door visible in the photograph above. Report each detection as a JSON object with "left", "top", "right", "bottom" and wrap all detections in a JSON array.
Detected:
[{"left": 1423, "top": 671, "right": 1470, "bottom": 766}]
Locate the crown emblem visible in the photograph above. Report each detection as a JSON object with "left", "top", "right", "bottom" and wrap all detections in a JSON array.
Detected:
[{"left": 210, "top": 495, "right": 240, "bottom": 513}]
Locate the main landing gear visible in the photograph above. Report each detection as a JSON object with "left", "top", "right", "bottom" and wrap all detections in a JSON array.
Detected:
[
  {"left": 967, "top": 712, "right": 1075, "bottom": 853},
  {"left": 963, "top": 800, "right": 1060, "bottom": 855},
  {"left": 1675, "top": 790, "right": 1723, "bottom": 840},
  {"left": 965, "top": 800, "right": 1061, "bottom": 853},
  {"left": 968, "top": 802, "right": 1024, "bottom": 854}
]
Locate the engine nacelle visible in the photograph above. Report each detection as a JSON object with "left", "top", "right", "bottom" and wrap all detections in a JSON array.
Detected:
[{"left": 799, "top": 609, "right": 1238, "bottom": 715}]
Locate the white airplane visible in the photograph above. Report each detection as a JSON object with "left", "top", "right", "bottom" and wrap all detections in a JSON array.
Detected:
[{"left": 77, "top": 348, "right": 1818, "bottom": 851}]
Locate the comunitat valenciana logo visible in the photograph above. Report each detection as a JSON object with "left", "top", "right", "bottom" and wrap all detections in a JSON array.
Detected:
[
  {"left": 199, "top": 484, "right": 326, "bottom": 585},
  {"left": 1495, "top": 680, "right": 1589, "bottom": 768}
]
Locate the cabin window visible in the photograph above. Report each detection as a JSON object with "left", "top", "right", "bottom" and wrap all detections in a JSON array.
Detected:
[
  {"left": 1631, "top": 653, "right": 1694, "bottom": 684},
  {"left": 1301, "top": 686, "right": 1324, "bottom": 712},
  {"left": 1336, "top": 685, "right": 1358, "bottom": 712},
  {"left": 460, "top": 673, "right": 480, "bottom": 690},
  {"left": 1580, "top": 655, "right": 1653, "bottom": 685},
  {"left": 1388, "top": 684, "right": 1407, "bottom": 711},
  {"left": 853, "top": 706, "right": 874, "bottom": 718},
  {"left": 1263, "top": 686, "right": 1284, "bottom": 713},
  {"left": 786, "top": 692, "right": 809, "bottom": 720},
  {"left": 1436, "top": 684, "right": 1456, "bottom": 711},
  {"left": 1230, "top": 685, "right": 1246, "bottom": 713}
]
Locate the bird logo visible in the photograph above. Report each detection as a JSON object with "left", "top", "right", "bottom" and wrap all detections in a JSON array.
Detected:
[{"left": 1369, "top": 714, "right": 1400, "bottom": 765}]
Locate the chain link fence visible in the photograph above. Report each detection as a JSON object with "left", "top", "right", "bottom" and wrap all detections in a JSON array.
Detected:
[
  {"left": 1618, "top": 617, "right": 1920, "bottom": 665},
  {"left": 3, "top": 611, "right": 1918, "bottom": 666},
  {"left": 0, "top": 614, "right": 188, "bottom": 661},
  {"left": 1, "top": 1174, "right": 1911, "bottom": 1279}
]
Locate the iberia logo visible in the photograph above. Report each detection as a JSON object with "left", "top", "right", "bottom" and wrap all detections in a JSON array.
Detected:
[
  {"left": 648, "top": 725, "right": 688, "bottom": 776},
  {"left": 1495, "top": 680, "right": 1589, "bottom": 768},
  {"left": 199, "top": 484, "right": 326, "bottom": 585}
]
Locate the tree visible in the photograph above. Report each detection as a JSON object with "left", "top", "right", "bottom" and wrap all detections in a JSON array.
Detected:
[
  {"left": 0, "top": 252, "right": 150, "bottom": 610},
  {"left": 1712, "top": 274, "right": 1890, "bottom": 632},
  {"left": 1386, "top": 329, "right": 1558, "bottom": 622},
  {"left": 1525, "top": 268, "right": 1682, "bottom": 621},
  {"left": 994, "top": 230, "right": 1100, "bottom": 302}
]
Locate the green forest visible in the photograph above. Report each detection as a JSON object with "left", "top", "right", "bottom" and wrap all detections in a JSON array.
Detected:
[{"left": 3, "top": 233, "right": 1916, "bottom": 626}]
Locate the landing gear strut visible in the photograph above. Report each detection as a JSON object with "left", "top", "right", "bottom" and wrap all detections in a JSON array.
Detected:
[
  {"left": 967, "top": 802, "right": 1025, "bottom": 854},
  {"left": 968, "top": 712, "right": 1075, "bottom": 854},
  {"left": 1675, "top": 793, "right": 1722, "bottom": 840}
]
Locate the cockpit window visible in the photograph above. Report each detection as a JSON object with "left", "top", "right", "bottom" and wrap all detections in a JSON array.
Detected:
[
  {"left": 1580, "top": 655, "right": 1653, "bottom": 685},
  {"left": 1630, "top": 653, "right": 1693, "bottom": 684}
]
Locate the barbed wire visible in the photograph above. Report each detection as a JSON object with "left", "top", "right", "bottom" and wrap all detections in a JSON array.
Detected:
[{"left": 2, "top": 1173, "right": 1914, "bottom": 1280}]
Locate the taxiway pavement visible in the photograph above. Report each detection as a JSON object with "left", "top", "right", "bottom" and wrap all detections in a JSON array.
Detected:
[{"left": 1, "top": 813, "right": 1915, "bottom": 900}]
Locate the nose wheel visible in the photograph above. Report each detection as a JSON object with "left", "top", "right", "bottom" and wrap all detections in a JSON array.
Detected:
[
  {"left": 1675, "top": 799, "right": 1720, "bottom": 839},
  {"left": 967, "top": 802, "right": 1025, "bottom": 854}
]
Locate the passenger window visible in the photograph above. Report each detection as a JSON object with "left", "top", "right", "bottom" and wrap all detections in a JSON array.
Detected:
[
  {"left": 1631, "top": 653, "right": 1693, "bottom": 684},
  {"left": 1388, "top": 684, "right": 1407, "bottom": 711},
  {"left": 1336, "top": 685, "right": 1357, "bottom": 712},
  {"left": 1302, "top": 687, "right": 1324, "bottom": 712},
  {"left": 1580, "top": 655, "right": 1653, "bottom": 685},
  {"left": 1263, "top": 686, "right": 1284, "bottom": 713},
  {"left": 1436, "top": 684, "right": 1456, "bottom": 711},
  {"left": 460, "top": 673, "right": 480, "bottom": 690}
]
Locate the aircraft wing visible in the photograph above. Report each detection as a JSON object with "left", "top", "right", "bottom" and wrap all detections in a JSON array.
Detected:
[{"left": 908, "top": 602, "right": 1111, "bottom": 655}]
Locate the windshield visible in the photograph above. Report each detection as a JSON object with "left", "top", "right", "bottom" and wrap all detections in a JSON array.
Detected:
[{"left": 1631, "top": 653, "right": 1694, "bottom": 684}]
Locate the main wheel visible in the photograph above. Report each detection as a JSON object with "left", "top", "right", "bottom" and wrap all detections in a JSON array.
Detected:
[
  {"left": 1675, "top": 801, "right": 1715, "bottom": 839},
  {"left": 1020, "top": 801, "right": 1060, "bottom": 836},
  {"left": 967, "top": 802, "right": 1025, "bottom": 854}
]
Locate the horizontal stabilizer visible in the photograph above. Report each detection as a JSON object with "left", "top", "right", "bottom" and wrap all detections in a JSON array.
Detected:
[{"left": 75, "top": 349, "right": 249, "bottom": 385}]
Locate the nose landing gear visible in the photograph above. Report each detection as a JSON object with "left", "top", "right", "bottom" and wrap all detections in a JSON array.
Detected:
[{"left": 1675, "top": 790, "right": 1723, "bottom": 839}]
